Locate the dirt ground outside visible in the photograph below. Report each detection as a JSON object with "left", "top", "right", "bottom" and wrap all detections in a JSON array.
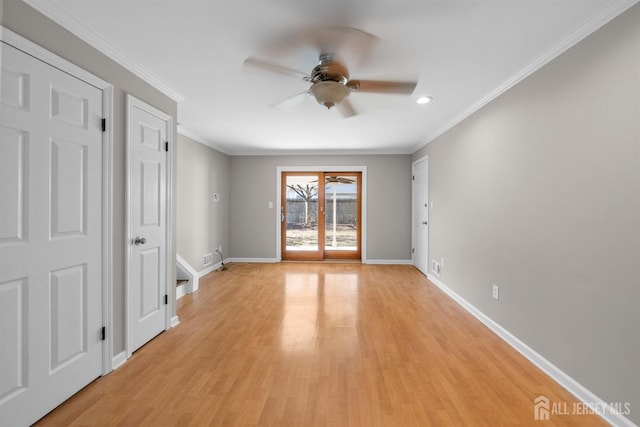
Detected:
[{"left": 286, "top": 224, "right": 357, "bottom": 248}]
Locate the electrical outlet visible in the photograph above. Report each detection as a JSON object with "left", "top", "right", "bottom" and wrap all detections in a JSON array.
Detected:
[
  {"left": 492, "top": 284, "right": 499, "bottom": 300},
  {"left": 441, "top": 258, "right": 445, "bottom": 268}
]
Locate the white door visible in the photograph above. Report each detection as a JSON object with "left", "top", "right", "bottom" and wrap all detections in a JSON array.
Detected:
[
  {"left": 127, "top": 95, "right": 170, "bottom": 353},
  {"left": 0, "top": 42, "right": 103, "bottom": 426},
  {"left": 412, "top": 157, "right": 429, "bottom": 275}
]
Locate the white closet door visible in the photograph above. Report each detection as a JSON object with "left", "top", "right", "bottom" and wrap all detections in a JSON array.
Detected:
[
  {"left": 413, "top": 157, "right": 429, "bottom": 276},
  {"left": 127, "top": 95, "right": 169, "bottom": 353},
  {"left": 0, "top": 42, "right": 103, "bottom": 426}
]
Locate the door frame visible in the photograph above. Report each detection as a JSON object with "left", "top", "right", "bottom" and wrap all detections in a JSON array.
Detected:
[
  {"left": 0, "top": 26, "right": 115, "bottom": 375},
  {"left": 322, "top": 171, "right": 362, "bottom": 261},
  {"left": 125, "top": 94, "right": 173, "bottom": 359},
  {"left": 412, "top": 155, "right": 429, "bottom": 275},
  {"left": 276, "top": 166, "right": 367, "bottom": 262}
]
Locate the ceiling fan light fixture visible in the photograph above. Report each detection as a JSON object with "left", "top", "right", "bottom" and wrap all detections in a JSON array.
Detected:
[
  {"left": 416, "top": 96, "right": 433, "bottom": 104},
  {"left": 310, "top": 81, "right": 350, "bottom": 109}
]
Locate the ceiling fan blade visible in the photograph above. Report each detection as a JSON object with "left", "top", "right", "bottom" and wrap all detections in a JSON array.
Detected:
[
  {"left": 326, "top": 175, "right": 357, "bottom": 183},
  {"left": 337, "top": 98, "right": 357, "bottom": 118},
  {"left": 260, "top": 27, "right": 378, "bottom": 68},
  {"left": 348, "top": 79, "right": 417, "bottom": 95},
  {"left": 311, "top": 27, "right": 378, "bottom": 64},
  {"left": 243, "top": 56, "right": 310, "bottom": 80},
  {"left": 270, "top": 90, "right": 310, "bottom": 109}
]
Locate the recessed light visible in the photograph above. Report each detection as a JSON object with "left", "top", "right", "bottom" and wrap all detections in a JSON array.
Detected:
[{"left": 416, "top": 96, "right": 433, "bottom": 104}]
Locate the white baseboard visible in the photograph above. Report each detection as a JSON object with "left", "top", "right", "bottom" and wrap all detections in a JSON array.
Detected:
[
  {"left": 227, "top": 258, "right": 278, "bottom": 263},
  {"left": 176, "top": 282, "right": 189, "bottom": 299},
  {"left": 365, "top": 259, "right": 413, "bottom": 265},
  {"left": 112, "top": 351, "right": 127, "bottom": 371},
  {"left": 176, "top": 254, "right": 199, "bottom": 294},
  {"left": 177, "top": 254, "right": 226, "bottom": 296},
  {"left": 225, "top": 258, "right": 413, "bottom": 265},
  {"left": 198, "top": 262, "right": 219, "bottom": 279},
  {"left": 170, "top": 315, "right": 180, "bottom": 328},
  {"left": 426, "top": 274, "right": 636, "bottom": 427}
]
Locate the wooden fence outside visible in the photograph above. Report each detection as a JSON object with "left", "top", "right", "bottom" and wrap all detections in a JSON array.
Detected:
[{"left": 286, "top": 199, "right": 357, "bottom": 225}]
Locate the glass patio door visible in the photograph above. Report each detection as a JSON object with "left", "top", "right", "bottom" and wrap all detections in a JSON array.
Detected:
[
  {"left": 282, "top": 172, "right": 324, "bottom": 260},
  {"left": 281, "top": 172, "right": 361, "bottom": 261},
  {"left": 323, "top": 173, "right": 361, "bottom": 260}
]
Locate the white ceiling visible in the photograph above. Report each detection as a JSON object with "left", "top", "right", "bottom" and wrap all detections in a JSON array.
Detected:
[{"left": 24, "top": 0, "right": 637, "bottom": 154}]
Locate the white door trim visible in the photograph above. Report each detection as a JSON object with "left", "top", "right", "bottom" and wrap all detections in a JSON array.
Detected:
[
  {"left": 275, "top": 166, "right": 367, "bottom": 263},
  {"left": 125, "top": 94, "right": 173, "bottom": 359},
  {"left": 412, "top": 155, "right": 429, "bottom": 275},
  {"left": 0, "top": 25, "right": 115, "bottom": 375}
]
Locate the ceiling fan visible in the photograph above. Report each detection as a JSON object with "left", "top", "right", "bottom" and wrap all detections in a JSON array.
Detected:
[{"left": 243, "top": 28, "right": 418, "bottom": 118}]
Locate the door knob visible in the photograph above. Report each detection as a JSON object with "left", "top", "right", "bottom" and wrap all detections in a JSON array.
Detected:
[
  {"left": 422, "top": 221, "right": 428, "bottom": 225},
  {"left": 134, "top": 236, "right": 146, "bottom": 245}
]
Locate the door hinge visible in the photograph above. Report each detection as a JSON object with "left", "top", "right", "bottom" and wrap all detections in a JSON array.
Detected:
[
  {"left": 101, "top": 118, "right": 106, "bottom": 132},
  {"left": 412, "top": 175, "right": 415, "bottom": 181},
  {"left": 164, "top": 294, "right": 168, "bottom": 305},
  {"left": 412, "top": 248, "right": 415, "bottom": 254},
  {"left": 101, "top": 326, "right": 106, "bottom": 341},
  {"left": 165, "top": 141, "right": 169, "bottom": 152}
]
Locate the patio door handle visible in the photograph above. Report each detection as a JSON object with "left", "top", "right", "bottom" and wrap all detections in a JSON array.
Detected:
[{"left": 281, "top": 206, "right": 285, "bottom": 223}]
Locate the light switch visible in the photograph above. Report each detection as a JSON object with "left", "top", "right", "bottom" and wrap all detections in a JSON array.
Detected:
[{"left": 268, "top": 201, "right": 274, "bottom": 209}]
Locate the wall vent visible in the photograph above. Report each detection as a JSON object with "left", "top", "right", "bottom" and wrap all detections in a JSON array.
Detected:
[
  {"left": 431, "top": 260, "right": 441, "bottom": 277},
  {"left": 203, "top": 253, "right": 213, "bottom": 266}
]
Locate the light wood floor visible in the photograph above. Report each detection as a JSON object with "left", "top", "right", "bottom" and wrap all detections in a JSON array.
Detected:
[{"left": 37, "top": 263, "right": 606, "bottom": 426}]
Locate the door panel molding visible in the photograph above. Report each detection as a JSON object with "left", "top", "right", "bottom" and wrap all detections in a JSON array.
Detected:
[
  {"left": 0, "top": 26, "right": 114, "bottom": 426},
  {"left": 1, "top": 23, "right": 114, "bottom": 377},
  {"left": 412, "top": 155, "right": 429, "bottom": 275},
  {"left": 125, "top": 94, "right": 173, "bottom": 358},
  {"left": 276, "top": 166, "right": 367, "bottom": 262}
]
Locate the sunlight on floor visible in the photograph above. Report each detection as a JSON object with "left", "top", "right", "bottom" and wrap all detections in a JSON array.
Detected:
[{"left": 280, "top": 272, "right": 359, "bottom": 353}]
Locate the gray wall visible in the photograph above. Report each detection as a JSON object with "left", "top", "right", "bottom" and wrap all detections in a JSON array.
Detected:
[
  {"left": 177, "top": 134, "right": 230, "bottom": 271},
  {"left": 229, "top": 155, "right": 412, "bottom": 261},
  {"left": 2, "top": 0, "right": 178, "bottom": 356},
  {"left": 413, "top": 5, "right": 640, "bottom": 423}
]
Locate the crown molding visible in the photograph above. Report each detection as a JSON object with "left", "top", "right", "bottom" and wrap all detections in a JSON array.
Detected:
[
  {"left": 411, "top": 0, "right": 639, "bottom": 153},
  {"left": 21, "top": 0, "right": 184, "bottom": 102},
  {"left": 227, "top": 148, "right": 412, "bottom": 156},
  {"left": 177, "top": 125, "right": 413, "bottom": 156},
  {"left": 177, "top": 125, "right": 233, "bottom": 155}
]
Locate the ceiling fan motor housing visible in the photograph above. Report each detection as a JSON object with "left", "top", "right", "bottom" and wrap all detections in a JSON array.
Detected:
[
  {"left": 309, "top": 54, "right": 351, "bottom": 109},
  {"left": 311, "top": 54, "right": 350, "bottom": 84}
]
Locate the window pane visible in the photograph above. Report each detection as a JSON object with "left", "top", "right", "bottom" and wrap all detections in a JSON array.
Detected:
[
  {"left": 285, "top": 175, "right": 319, "bottom": 251},
  {"left": 324, "top": 175, "right": 357, "bottom": 251}
]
